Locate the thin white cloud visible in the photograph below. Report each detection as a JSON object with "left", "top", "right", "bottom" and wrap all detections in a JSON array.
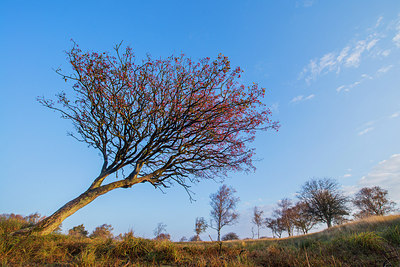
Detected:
[
  {"left": 358, "top": 154, "right": 400, "bottom": 202},
  {"left": 270, "top": 102, "right": 280, "bottom": 113},
  {"left": 300, "top": 15, "right": 400, "bottom": 84},
  {"left": 366, "top": 39, "right": 379, "bottom": 50},
  {"left": 343, "top": 174, "right": 352, "bottom": 178},
  {"left": 291, "top": 95, "right": 304, "bottom": 103},
  {"left": 375, "top": 16, "right": 383, "bottom": 28},
  {"left": 337, "top": 46, "right": 350, "bottom": 63},
  {"left": 336, "top": 73, "right": 372, "bottom": 93},
  {"left": 336, "top": 85, "right": 347, "bottom": 93},
  {"left": 377, "top": 65, "right": 393, "bottom": 74},
  {"left": 345, "top": 40, "right": 367, "bottom": 67},
  {"left": 380, "top": 49, "right": 391, "bottom": 57},
  {"left": 290, "top": 94, "right": 315, "bottom": 103},
  {"left": 358, "top": 127, "right": 374, "bottom": 136},
  {"left": 393, "top": 32, "right": 400, "bottom": 47},
  {"left": 390, "top": 112, "right": 399, "bottom": 118},
  {"left": 305, "top": 94, "right": 315, "bottom": 100}
]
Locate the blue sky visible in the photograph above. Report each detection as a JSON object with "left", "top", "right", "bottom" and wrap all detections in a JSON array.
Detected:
[{"left": 1, "top": 0, "right": 400, "bottom": 240}]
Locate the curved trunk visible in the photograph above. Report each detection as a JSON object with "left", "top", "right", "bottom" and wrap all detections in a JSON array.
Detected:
[{"left": 13, "top": 177, "right": 143, "bottom": 236}]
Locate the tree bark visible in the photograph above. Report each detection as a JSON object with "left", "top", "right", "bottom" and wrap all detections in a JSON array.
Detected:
[
  {"left": 326, "top": 219, "right": 332, "bottom": 228},
  {"left": 13, "top": 176, "right": 146, "bottom": 236}
]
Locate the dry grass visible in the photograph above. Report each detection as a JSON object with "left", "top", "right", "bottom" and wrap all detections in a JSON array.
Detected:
[{"left": 1, "top": 215, "right": 399, "bottom": 266}]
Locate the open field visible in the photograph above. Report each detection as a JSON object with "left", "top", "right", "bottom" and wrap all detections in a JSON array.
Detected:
[{"left": 1, "top": 215, "right": 399, "bottom": 266}]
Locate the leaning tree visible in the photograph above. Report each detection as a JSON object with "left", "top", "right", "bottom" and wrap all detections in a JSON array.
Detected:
[{"left": 17, "top": 42, "right": 278, "bottom": 236}]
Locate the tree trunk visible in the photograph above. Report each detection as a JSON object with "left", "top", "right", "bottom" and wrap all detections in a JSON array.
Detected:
[
  {"left": 13, "top": 178, "right": 138, "bottom": 236},
  {"left": 326, "top": 220, "right": 332, "bottom": 228}
]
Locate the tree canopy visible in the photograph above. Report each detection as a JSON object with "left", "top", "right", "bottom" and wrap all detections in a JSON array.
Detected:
[{"left": 23, "top": 42, "right": 278, "bottom": 236}]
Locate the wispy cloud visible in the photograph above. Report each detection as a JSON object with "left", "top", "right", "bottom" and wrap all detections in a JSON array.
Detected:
[
  {"left": 336, "top": 63, "right": 393, "bottom": 94},
  {"left": 390, "top": 112, "right": 399, "bottom": 118},
  {"left": 393, "top": 19, "right": 400, "bottom": 47},
  {"left": 358, "top": 154, "right": 400, "bottom": 202},
  {"left": 336, "top": 73, "right": 372, "bottom": 93},
  {"left": 343, "top": 174, "right": 352, "bottom": 178},
  {"left": 270, "top": 102, "right": 280, "bottom": 113},
  {"left": 345, "top": 40, "right": 368, "bottom": 67},
  {"left": 377, "top": 64, "right": 393, "bottom": 74},
  {"left": 380, "top": 49, "right": 391, "bottom": 57},
  {"left": 356, "top": 111, "right": 399, "bottom": 136},
  {"left": 375, "top": 16, "right": 383, "bottom": 28},
  {"left": 300, "top": 16, "right": 400, "bottom": 84},
  {"left": 358, "top": 127, "right": 374, "bottom": 136},
  {"left": 290, "top": 94, "right": 315, "bottom": 103}
]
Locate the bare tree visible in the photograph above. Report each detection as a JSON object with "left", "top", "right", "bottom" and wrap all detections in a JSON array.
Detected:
[
  {"left": 210, "top": 184, "right": 239, "bottom": 241},
  {"left": 20, "top": 42, "right": 278, "bottom": 236},
  {"left": 251, "top": 206, "right": 264, "bottom": 239},
  {"left": 292, "top": 201, "right": 316, "bottom": 234},
  {"left": 153, "top": 222, "right": 168, "bottom": 240},
  {"left": 273, "top": 198, "right": 296, "bottom": 236},
  {"left": 298, "top": 178, "right": 349, "bottom": 228},
  {"left": 193, "top": 217, "right": 208, "bottom": 241},
  {"left": 264, "top": 217, "right": 284, "bottom": 238},
  {"left": 353, "top": 186, "right": 397, "bottom": 218}
]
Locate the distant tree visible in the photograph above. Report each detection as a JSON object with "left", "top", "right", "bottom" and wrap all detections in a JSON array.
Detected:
[
  {"left": 298, "top": 178, "right": 349, "bottom": 228},
  {"left": 274, "top": 198, "right": 296, "bottom": 236},
  {"left": 194, "top": 217, "right": 208, "bottom": 241},
  {"left": 251, "top": 206, "right": 264, "bottom": 239},
  {"left": 21, "top": 42, "right": 278, "bottom": 236},
  {"left": 189, "top": 235, "right": 201, "bottom": 241},
  {"left": 25, "top": 213, "right": 46, "bottom": 225},
  {"left": 353, "top": 186, "right": 397, "bottom": 218},
  {"left": 179, "top": 236, "right": 187, "bottom": 242},
  {"left": 90, "top": 224, "right": 113, "bottom": 239},
  {"left": 292, "top": 201, "right": 316, "bottom": 234},
  {"left": 264, "top": 218, "right": 284, "bottom": 238},
  {"left": 155, "top": 233, "right": 171, "bottom": 241},
  {"left": 153, "top": 222, "right": 168, "bottom": 240},
  {"left": 210, "top": 184, "right": 240, "bottom": 241},
  {"left": 68, "top": 224, "right": 88, "bottom": 238},
  {"left": 222, "top": 232, "right": 239, "bottom": 241}
]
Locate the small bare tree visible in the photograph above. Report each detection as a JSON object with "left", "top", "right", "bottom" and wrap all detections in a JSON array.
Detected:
[
  {"left": 292, "top": 201, "right": 316, "bottom": 234},
  {"left": 264, "top": 217, "right": 283, "bottom": 238},
  {"left": 210, "top": 184, "right": 239, "bottom": 241},
  {"left": 353, "top": 186, "right": 397, "bottom": 218},
  {"left": 153, "top": 222, "right": 169, "bottom": 240},
  {"left": 193, "top": 217, "right": 208, "bottom": 241},
  {"left": 273, "top": 198, "right": 296, "bottom": 237},
  {"left": 251, "top": 206, "right": 264, "bottom": 239}
]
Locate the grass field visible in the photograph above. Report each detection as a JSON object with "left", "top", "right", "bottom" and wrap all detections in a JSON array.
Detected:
[{"left": 1, "top": 215, "right": 399, "bottom": 266}]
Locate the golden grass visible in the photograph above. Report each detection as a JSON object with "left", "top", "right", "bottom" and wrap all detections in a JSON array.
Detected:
[{"left": 0, "top": 214, "right": 399, "bottom": 266}]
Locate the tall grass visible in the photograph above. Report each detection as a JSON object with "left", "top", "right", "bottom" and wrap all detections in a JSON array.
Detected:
[{"left": 0, "top": 214, "right": 399, "bottom": 266}]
